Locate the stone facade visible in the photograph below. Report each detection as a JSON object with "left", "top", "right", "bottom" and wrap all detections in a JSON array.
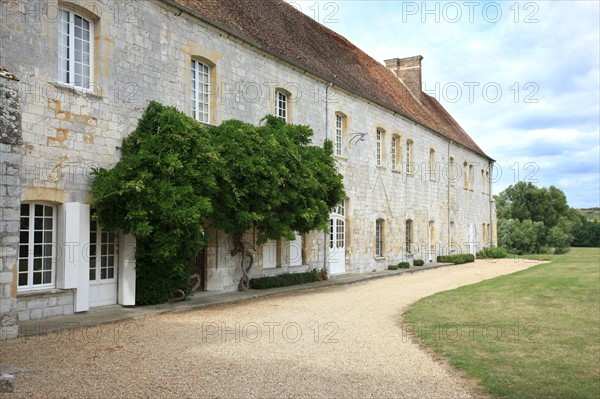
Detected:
[
  {"left": 1, "top": 67, "right": 23, "bottom": 339},
  {"left": 0, "top": 0, "right": 496, "bottom": 338}
]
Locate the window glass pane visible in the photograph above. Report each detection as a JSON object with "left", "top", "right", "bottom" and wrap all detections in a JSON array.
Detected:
[
  {"left": 35, "top": 204, "right": 43, "bottom": 216},
  {"left": 19, "top": 258, "right": 28, "bottom": 272},
  {"left": 33, "top": 258, "right": 42, "bottom": 271},
  {"left": 21, "top": 204, "right": 30, "bottom": 216},
  {"left": 19, "top": 245, "right": 28, "bottom": 258},
  {"left": 43, "top": 271, "right": 52, "bottom": 284},
  {"left": 19, "top": 273, "right": 28, "bottom": 286},
  {"left": 34, "top": 244, "right": 42, "bottom": 257}
]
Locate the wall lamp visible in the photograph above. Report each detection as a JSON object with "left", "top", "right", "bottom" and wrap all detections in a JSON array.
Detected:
[{"left": 350, "top": 132, "right": 367, "bottom": 144}]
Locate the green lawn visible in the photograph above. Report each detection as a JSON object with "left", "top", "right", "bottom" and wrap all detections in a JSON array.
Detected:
[{"left": 404, "top": 247, "right": 600, "bottom": 399}]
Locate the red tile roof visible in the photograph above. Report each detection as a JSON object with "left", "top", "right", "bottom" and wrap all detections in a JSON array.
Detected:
[{"left": 168, "top": 0, "right": 491, "bottom": 159}]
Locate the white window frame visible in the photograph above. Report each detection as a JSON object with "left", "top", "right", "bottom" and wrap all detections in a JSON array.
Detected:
[
  {"left": 58, "top": 8, "right": 94, "bottom": 89},
  {"left": 405, "top": 140, "right": 413, "bottom": 174},
  {"left": 191, "top": 59, "right": 210, "bottom": 124},
  {"left": 375, "top": 219, "right": 384, "bottom": 257},
  {"left": 275, "top": 90, "right": 288, "bottom": 121},
  {"left": 376, "top": 129, "right": 383, "bottom": 167},
  {"left": 429, "top": 148, "right": 436, "bottom": 179},
  {"left": 335, "top": 114, "right": 343, "bottom": 156},
  {"left": 18, "top": 203, "right": 57, "bottom": 291},
  {"left": 449, "top": 157, "right": 455, "bottom": 185},
  {"left": 391, "top": 136, "right": 398, "bottom": 171}
]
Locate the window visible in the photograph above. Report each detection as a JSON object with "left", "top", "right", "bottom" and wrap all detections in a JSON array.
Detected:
[
  {"left": 89, "top": 211, "right": 117, "bottom": 282},
  {"left": 391, "top": 135, "right": 401, "bottom": 171},
  {"left": 449, "top": 157, "right": 456, "bottom": 184},
  {"left": 405, "top": 140, "right": 413, "bottom": 174},
  {"left": 463, "top": 161, "right": 469, "bottom": 189},
  {"left": 376, "top": 129, "right": 384, "bottom": 166},
  {"left": 275, "top": 90, "right": 288, "bottom": 121},
  {"left": 450, "top": 221, "right": 456, "bottom": 252},
  {"left": 485, "top": 170, "right": 490, "bottom": 194},
  {"left": 482, "top": 223, "right": 487, "bottom": 246},
  {"left": 469, "top": 164, "right": 475, "bottom": 191},
  {"left": 481, "top": 169, "right": 486, "bottom": 193},
  {"left": 375, "top": 219, "right": 384, "bottom": 257},
  {"left": 335, "top": 114, "right": 343, "bottom": 156},
  {"left": 18, "top": 203, "right": 56, "bottom": 290},
  {"left": 405, "top": 220, "right": 413, "bottom": 253},
  {"left": 58, "top": 8, "right": 93, "bottom": 89},
  {"left": 429, "top": 148, "right": 436, "bottom": 180},
  {"left": 191, "top": 59, "right": 210, "bottom": 123}
]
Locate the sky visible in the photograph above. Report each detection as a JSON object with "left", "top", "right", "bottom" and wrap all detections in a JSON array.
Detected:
[{"left": 287, "top": 0, "right": 600, "bottom": 208}]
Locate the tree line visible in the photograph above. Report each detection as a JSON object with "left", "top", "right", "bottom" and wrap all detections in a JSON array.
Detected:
[{"left": 495, "top": 182, "right": 600, "bottom": 254}]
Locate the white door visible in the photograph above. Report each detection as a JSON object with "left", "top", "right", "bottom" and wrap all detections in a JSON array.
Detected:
[
  {"left": 328, "top": 203, "right": 346, "bottom": 274},
  {"left": 468, "top": 223, "right": 477, "bottom": 256},
  {"left": 263, "top": 240, "right": 278, "bottom": 269},
  {"left": 89, "top": 219, "right": 118, "bottom": 308}
]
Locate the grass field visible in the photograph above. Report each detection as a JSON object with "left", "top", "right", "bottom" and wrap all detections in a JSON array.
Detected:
[{"left": 404, "top": 247, "right": 600, "bottom": 399}]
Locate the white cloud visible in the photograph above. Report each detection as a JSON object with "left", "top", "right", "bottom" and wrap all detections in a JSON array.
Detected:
[{"left": 288, "top": 0, "right": 600, "bottom": 207}]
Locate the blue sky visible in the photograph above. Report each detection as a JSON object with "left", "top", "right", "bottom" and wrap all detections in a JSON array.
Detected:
[{"left": 288, "top": 1, "right": 600, "bottom": 208}]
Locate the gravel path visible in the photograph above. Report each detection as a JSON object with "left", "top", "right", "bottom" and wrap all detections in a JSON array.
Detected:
[{"left": 1, "top": 259, "right": 541, "bottom": 398}]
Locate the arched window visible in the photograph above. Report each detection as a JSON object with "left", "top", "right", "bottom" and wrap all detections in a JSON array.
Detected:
[
  {"left": 449, "top": 157, "right": 456, "bottom": 184},
  {"left": 391, "top": 135, "right": 402, "bottom": 171},
  {"left": 463, "top": 161, "right": 469, "bottom": 189},
  {"left": 405, "top": 140, "right": 414, "bottom": 174},
  {"left": 429, "top": 148, "right": 436, "bottom": 180},
  {"left": 58, "top": 7, "right": 95, "bottom": 89},
  {"left": 375, "top": 219, "right": 385, "bottom": 257},
  {"left": 334, "top": 113, "right": 347, "bottom": 157},
  {"left": 405, "top": 219, "right": 413, "bottom": 253},
  {"left": 275, "top": 89, "right": 289, "bottom": 121},
  {"left": 376, "top": 128, "right": 385, "bottom": 167},
  {"left": 191, "top": 59, "right": 211, "bottom": 123}
]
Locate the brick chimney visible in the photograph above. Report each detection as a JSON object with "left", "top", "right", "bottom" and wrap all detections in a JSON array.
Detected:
[{"left": 384, "top": 55, "right": 423, "bottom": 102}]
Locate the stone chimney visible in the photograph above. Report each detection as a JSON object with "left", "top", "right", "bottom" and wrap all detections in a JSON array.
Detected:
[{"left": 384, "top": 55, "right": 423, "bottom": 102}]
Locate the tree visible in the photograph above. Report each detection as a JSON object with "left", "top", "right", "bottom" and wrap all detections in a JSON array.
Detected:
[
  {"left": 572, "top": 221, "right": 600, "bottom": 247},
  {"left": 91, "top": 102, "right": 218, "bottom": 304},
  {"left": 207, "top": 115, "right": 345, "bottom": 291},
  {"left": 495, "top": 182, "right": 582, "bottom": 253}
]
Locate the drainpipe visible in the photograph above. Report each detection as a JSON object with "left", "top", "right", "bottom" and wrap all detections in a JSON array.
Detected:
[
  {"left": 324, "top": 82, "right": 333, "bottom": 271},
  {"left": 447, "top": 140, "right": 452, "bottom": 255},
  {"left": 489, "top": 160, "right": 494, "bottom": 247}
]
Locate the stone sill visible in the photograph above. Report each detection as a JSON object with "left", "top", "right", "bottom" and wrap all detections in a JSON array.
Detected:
[
  {"left": 52, "top": 81, "right": 104, "bottom": 100},
  {"left": 17, "top": 288, "right": 70, "bottom": 298},
  {"left": 374, "top": 257, "right": 386, "bottom": 261}
]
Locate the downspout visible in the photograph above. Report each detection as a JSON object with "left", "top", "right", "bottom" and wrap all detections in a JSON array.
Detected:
[
  {"left": 324, "top": 82, "right": 333, "bottom": 270},
  {"left": 447, "top": 140, "right": 452, "bottom": 255},
  {"left": 489, "top": 160, "right": 494, "bottom": 246}
]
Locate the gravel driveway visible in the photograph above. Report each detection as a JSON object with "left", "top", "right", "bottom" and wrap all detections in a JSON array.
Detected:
[{"left": 1, "top": 259, "right": 540, "bottom": 398}]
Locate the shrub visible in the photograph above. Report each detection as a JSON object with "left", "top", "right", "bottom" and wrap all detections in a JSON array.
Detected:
[
  {"left": 413, "top": 259, "right": 425, "bottom": 266},
  {"left": 398, "top": 262, "right": 410, "bottom": 269},
  {"left": 388, "top": 265, "right": 399, "bottom": 270},
  {"left": 317, "top": 267, "right": 328, "bottom": 281},
  {"left": 538, "top": 246, "right": 553, "bottom": 254},
  {"left": 249, "top": 270, "right": 321, "bottom": 289},
  {"left": 476, "top": 247, "right": 508, "bottom": 259},
  {"left": 554, "top": 247, "right": 571, "bottom": 255},
  {"left": 437, "top": 254, "right": 475, "bottom": 264}
]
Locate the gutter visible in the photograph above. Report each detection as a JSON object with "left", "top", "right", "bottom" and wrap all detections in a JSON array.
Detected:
[{"left": 324, "top": 82, "right": 333, "bottom": 271}]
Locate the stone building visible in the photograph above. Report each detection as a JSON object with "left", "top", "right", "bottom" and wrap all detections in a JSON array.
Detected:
[{"left": 0, "top": 0, "right": 496, "bottom": 339}]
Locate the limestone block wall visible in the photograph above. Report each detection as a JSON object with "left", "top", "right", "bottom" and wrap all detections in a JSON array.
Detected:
[
  {"left": 1, "top": 0, "right": 496, "bottom": 298},
  {"left": 0, "top": 68, "right": 23, "bottom": 339}
]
